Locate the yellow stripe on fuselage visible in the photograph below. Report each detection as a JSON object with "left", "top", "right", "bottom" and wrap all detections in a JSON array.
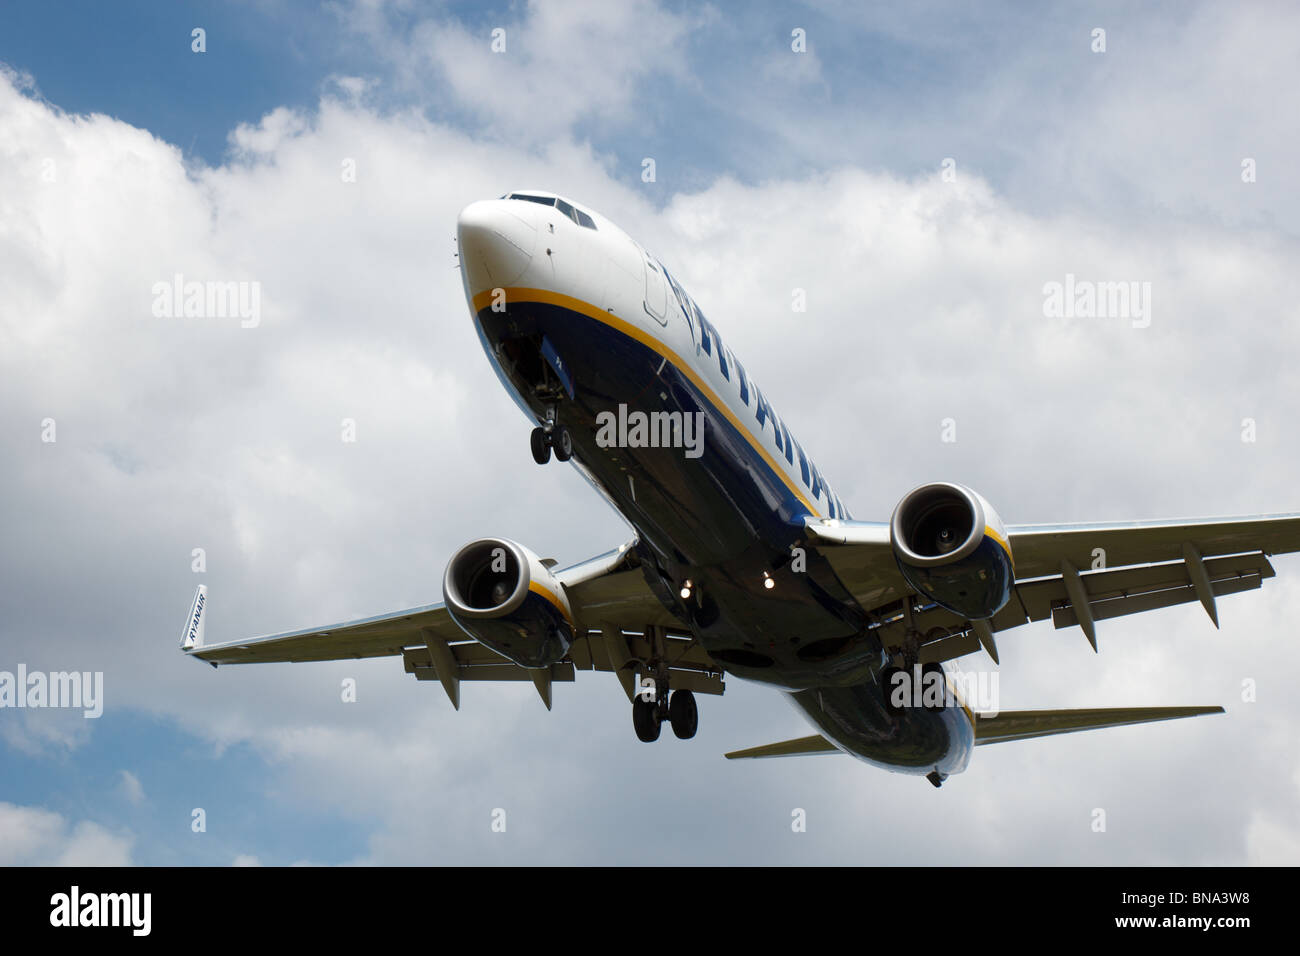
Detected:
[{"left": 472, "top": 287, "right": 824, "bottom": 516}]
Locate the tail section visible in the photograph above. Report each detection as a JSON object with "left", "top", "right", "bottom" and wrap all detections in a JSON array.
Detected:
[{"left": 180, "top": 584, "right": 207, "bottom": 651}]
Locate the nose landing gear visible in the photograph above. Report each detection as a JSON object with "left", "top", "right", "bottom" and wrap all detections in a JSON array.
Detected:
[
  {"left": 530, "top": 406, "right": 573, "bottom": 464},
  {"left": 529, "top": 426, "right": 552, "bottom": 464}
]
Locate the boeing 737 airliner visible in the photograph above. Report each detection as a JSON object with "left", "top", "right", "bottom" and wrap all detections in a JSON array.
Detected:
[{"left": 179, "top": 190, "right": 1300, "bottom": 786}]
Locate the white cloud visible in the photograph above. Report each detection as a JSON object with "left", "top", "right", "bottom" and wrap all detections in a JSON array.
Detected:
[
  {"left": 337, "top": 0, "right": 704, "bottom": 138},
  {"left": 0, "top": 803, "right": 133, "bottom": 866},
  {"left": 0, "top": 708, "right": 94, "bottom": 755},
  {"left": 118, "top": 770, "right": 145, "bottom": 806},
  {"left": 228, "top": 106, "right": 311, "bottom": 158},
  {"left": 1246, "top": 811, "right": 1300, "bottom": 865}
]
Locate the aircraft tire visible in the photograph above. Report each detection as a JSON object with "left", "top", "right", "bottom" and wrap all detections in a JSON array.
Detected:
[
  {"left": 633, "top": 695, "right": 661, "bottom": 742},
  {"left": 669, "top": 689, "right": 698, "bottom": 739},
  {"left": 530, "top": 427, "right": 551, "bottom": 465}
]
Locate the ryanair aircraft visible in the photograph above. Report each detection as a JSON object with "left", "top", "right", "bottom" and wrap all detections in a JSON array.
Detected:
[{"left": 180, "top": 190, "right": 1300, "bottom": 786}]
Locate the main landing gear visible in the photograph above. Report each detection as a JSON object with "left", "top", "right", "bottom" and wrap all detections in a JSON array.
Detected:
[
  {"left": 631, "top": 627, "right": 699, "bottom": 742},
  {"left": 530, "top": 407, "right": 572, "bottom": 464},
  {"left": 881, "top": 595, "right": 949, "bottom": 714},
  {"left": 632, "top": 678, "right": 698, "bottom": 742}
]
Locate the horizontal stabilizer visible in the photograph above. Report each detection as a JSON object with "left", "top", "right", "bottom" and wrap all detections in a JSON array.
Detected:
[
  {"left": 724, "top": 734, "right": 838, "bottom": 760},
  {"left": 973, "top": 706, "right": 1224, "bottom": 745}
]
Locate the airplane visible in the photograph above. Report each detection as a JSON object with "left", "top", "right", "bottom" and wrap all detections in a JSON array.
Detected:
[{"left": 179, "top": 188, "right": 1300, "bottom": 787}]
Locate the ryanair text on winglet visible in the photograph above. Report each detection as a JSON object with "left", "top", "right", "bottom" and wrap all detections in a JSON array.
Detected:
[
  {"left": 185, "top": 588, "right": 205, "bottom": 647},
  {"left": 50, "top": 886, "right": 150, "bottom": 936}
]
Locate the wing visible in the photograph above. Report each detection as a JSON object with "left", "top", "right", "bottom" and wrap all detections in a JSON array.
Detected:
[
  {"left": 806, "top": 512, "right": 1300, "bottom": 663},
  {"left": 181, "top": 540, "right": 722, "bottom": 709}
]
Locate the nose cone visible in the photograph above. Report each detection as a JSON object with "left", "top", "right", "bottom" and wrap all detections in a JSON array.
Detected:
[{"left": 457, "top": 200, "right": 537, "bottom": 300}]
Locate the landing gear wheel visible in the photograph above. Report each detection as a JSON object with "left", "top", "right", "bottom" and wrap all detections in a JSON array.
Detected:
[
  {"left": 530, "top": 427, "right": 551, "bottom": 465},
  {"left": 553, "top": 425, "right": 573, "bottom": 462},
  {"left": 633, "top": 695, "right": 661, "bottom": 742},
  {"left": 668, "top": 689, "right": 698, "bottom": 739}
]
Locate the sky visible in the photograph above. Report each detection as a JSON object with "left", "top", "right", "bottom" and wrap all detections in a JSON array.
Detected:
[{"left": 1, "top": 0, "right": 1299, "bottom": 865}]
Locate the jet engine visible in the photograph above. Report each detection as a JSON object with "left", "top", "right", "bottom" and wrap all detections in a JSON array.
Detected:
[
  {"left": 442, "top": 537, "right": 575, "bottom": 668},
  {"left": 890, "top": 482, "right": 1015, "bottom": 621}
]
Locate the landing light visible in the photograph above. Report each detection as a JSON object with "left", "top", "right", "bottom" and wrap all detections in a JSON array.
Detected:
[
  {"left": 680, "top": 579, "right": 693, "bottom": 600},
  {"left": 762, "top": 572, "right": 775, "bottom": 590}
]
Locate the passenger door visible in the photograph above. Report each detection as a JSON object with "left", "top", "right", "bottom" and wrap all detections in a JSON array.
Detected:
[{"left": 642, "top": 251, "right": 667, "bottom": 325}]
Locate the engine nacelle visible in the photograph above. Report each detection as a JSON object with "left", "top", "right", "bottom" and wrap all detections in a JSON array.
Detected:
[
  {"left": 890, "top": 482, "right": 1015, "bottom": 621},
  {"left": 442, "top": 537, "right": 575, "bottom": 669}
]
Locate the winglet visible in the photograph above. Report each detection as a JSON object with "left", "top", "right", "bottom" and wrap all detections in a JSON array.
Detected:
[{"left": 180, "top": 584, "right": 207, "bottom": 651}]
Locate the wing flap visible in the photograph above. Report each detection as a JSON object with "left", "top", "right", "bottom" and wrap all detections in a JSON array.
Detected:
[
  {"left": 907, "top": 556, "right": 1272, "bottom": 664},
  {"left": 404, "top": 656, "right": 578, "bottom": 683},
  {"left": 1050, "top": 571, "right": 1264, "bottom": 629},
  {"left": 1018, "top": 552, "right": 1274, "bottom": 624},
  {"left": 398, "top": 630, "right": 726, "bottom": 696}
]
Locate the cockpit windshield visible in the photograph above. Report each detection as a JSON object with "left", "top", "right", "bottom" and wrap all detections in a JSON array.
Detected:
[{"left": 507, "top": 193, "right": 597, "bottom": 230}]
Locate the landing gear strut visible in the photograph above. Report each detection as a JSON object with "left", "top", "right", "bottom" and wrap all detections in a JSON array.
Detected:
[
  {"left": 631, "top": 626, "right": 699, "bottom": 742},
  {"left": 530, "top": 406, "right": 573, "bottom": 464}
]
